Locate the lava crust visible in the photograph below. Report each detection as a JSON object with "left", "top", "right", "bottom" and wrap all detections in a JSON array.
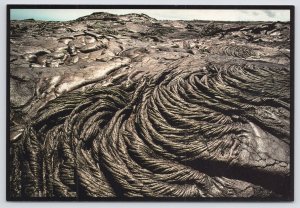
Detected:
[{"left": 9, "top": 12, "right": 292, "bottom": 200}]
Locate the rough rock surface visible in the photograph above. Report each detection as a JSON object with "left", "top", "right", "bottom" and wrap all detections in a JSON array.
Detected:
[{"left": 9, "top": 12, "right": 291, "bottom": 200}]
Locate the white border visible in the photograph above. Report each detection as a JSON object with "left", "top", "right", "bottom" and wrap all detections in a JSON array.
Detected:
[{"left": 1, "top": 0, "right": 298, "bottom": 207}]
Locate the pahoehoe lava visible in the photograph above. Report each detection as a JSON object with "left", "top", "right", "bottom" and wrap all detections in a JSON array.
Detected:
[{"left": 9, "top": 12, "right": 291, "bottom": 199}]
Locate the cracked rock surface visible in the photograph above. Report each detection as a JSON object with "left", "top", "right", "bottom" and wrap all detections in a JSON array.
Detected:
[{"left": 9, "top": 12, "right": 291, "bottom": 200}]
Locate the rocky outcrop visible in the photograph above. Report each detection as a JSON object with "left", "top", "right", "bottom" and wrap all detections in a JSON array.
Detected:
[{"left": 9, "top": 12, "right": 291, "bottom": 200}]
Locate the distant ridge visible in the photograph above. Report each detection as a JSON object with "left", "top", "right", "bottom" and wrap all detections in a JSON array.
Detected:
[{"left": 76, "top": 12, "right": 157, "bottom": 22}]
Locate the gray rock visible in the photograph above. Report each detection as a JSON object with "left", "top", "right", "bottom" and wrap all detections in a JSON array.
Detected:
[
  {"left": 10, "top": 78, "right": 35, "bottom": 107},
  {"left": 85, "top": 35, "right": 96, "bottom": 44},
  {"left": 59, "top": 37, "right": 73, "bottom": 44},
  {"left": 22, "top": 54, "right": 37, "bottom": 62},
  {"left": 84, "top": 30, "right": 102, "bottom": 39},
  {"left": 36, "top": 55, "right": 48, "bottom": 66},
  {"left": 48, "top": 60, "right": 60, "bottom": 68},
  {"left": 65, "top": 55, "right": 79, "bottom": 65},
  {"left": 50, "top": 51, "right": 65, "bottom": 59},
  {"left": 80, "top": 42, "right": 100, "bottom": 53},
  {"left": 30, "top": 63, "right": 44, "bottom": 68},
  {"left": 67, "top": 41, "right": 77, "bottom": 55}
]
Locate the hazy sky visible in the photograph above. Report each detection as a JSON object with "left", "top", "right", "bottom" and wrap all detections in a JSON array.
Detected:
[{"left": 10, "top": 9, "right": 290, "bottom": 22}]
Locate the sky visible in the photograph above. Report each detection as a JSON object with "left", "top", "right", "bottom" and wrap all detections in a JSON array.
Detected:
[{"left": 10, "top": 9, "right": 290, "bottom": 22}]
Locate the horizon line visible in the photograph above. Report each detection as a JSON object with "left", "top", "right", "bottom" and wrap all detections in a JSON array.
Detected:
[{"left": 10, "top": 9, "right": 291, "bottom": 22}]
